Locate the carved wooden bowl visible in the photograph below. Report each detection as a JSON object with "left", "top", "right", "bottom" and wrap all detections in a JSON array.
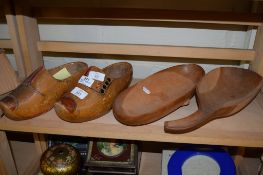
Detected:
[{"left": 165, "top": 67, "right": 263, "bottom": 133}]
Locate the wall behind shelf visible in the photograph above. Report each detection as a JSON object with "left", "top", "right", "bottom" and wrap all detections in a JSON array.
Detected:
[
  {"left": 0, "top": 22, "right": 256, "bottom": 78},
  {"left": 40, "top": 24, "right": 255, "bottom": 78},
  {"left": 1, "top": 0, "right": 262, "bottom": 78}
]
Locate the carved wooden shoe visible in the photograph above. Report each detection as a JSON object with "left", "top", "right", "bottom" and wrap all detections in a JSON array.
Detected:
[
  {"left": 54, "top": 62, "right": 133, "bottom": 122},
  {"left": 0, "top": 62, "right": 88, "bottom": 120},
  {"left": 164, "top": 67, "right": 263, "bottom": 133},
  {"left": 113, "top": 64, "right": 205, "bottom": 125}
]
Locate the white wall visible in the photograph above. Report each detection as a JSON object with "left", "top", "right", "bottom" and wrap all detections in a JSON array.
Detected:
[
  {"left": 39, "top": 25, "right": 248, "bottom": 48},
  {"left": 0, "top": 23, "right": 255, "bottom": 78},
  {"left": 0, "top": 24, "right": 9, "bottom": 39}
]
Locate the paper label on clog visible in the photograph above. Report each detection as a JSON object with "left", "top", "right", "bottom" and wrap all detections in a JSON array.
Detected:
[
  {"left": 78, "top": 75, "right": 94, "bottom": 87},
  {"left": 71, "top": 87, "right": 88, "bottom": 99},
  {"left": 88, "top": 71, "right": 105, "bottom": 82},
  {"left": 143, "top": 86, "right": 151, "bottom": 94},
  {"left": 53, "top": 68, "right": 71, "bottom": 80}
]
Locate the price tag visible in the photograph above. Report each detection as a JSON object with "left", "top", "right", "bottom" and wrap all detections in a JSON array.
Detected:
[
  {"left": 88, "top": 71, "right": 105, "bottom": 82},
  {"left": 143, "top": 86, "right": 151, "bottom": 94},
  {"left": 71, "top": 87, "right": 88, "bottom": 99},
  {"left": 78, "top": 75, "right": 94, "bottom": 87}
]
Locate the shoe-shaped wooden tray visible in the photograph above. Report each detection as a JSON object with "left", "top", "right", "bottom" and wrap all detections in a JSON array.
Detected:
[
  {"left": 165, "top": 67, "right": 263, "bottom": 133},
  {"left": 113, "top": 64, "right": 205, "bottom": 125}
]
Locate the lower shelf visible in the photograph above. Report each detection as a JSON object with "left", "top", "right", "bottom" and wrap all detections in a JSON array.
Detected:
[
  {"left": 36, "top": 152, "right": 162, "bottom": 175},
  {"left": 34, "top": 152, "right": 161, "bottom": 175},
  {"left": 9, "top": 136, "right": 263, "bottom": 175}
]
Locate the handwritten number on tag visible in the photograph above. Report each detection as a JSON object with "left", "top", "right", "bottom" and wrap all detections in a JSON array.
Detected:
[
  {"left": 71, "top": 87, "right": 88, "bottom": 99},
  {"left": 88, "top": 71, "right": 105, "bottom": 82},
  {"left": 78, "top": 75, "right": 94, "bottom": 87}
]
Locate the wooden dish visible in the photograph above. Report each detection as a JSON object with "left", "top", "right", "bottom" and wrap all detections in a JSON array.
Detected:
[
  {"left": 113, "top": 64, "right": 205, "bottom": 125},
  {"left": 165, "top": 67, "right": 263, "bottom": 134}
]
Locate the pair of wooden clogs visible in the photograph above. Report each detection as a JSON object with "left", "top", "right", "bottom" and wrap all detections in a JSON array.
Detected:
[
  {"left": 0, "top": 60, "right": 133, "bottom": 122},
  {"left": 113, "top": 64, "right": 263, "bottom": 133}
]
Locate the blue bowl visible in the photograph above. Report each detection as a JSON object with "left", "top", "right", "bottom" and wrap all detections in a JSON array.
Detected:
[{"left": 168, "top": 145, "right": 236, "bottom": 175}]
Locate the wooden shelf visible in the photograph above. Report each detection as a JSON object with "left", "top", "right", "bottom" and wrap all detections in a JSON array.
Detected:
[
  {"left": 37, "top": 41, "right": 255, "bottom": 61},
  {"left": 1, "top": 94, "right": 263, "bottom": 148},
  {"left": 32, "top": 7, "right": 263, "bottom": 26},
  {"left": 1, "top": 1, "right": 263, "bottom": 174}
]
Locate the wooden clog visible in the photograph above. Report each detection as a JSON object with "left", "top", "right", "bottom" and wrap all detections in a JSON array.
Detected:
[
  {"left": 113, "top": 64, "right": 205, "bottom": 125},
  {"left": 165, "top": 67, "right": 263, "bottom": 133},
  {"left": 0, "top": 62, "right": 88, "bottom": 120},
  {"left": 54, "top": 62, "right": 133, "bottom": 122}
]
